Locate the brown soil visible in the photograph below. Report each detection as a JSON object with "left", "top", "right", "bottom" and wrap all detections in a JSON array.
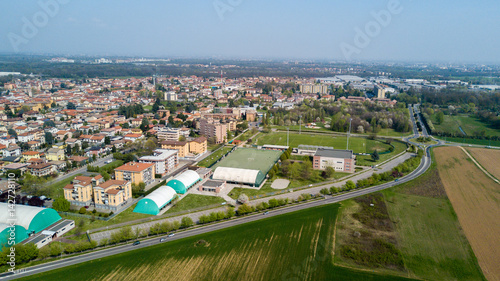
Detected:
[
  {"left": 435, "top": 146, "right": 500, "bottom": 281},
  {"left": 467, "top": 147, "right": 500, "bottom": 180}
]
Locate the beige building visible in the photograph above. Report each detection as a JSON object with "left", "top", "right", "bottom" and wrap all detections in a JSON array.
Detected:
[
  {"left": 114, "top": 162, "right": 156, "bottom": 185},
  {"left": 300, "top": 84, "right": 329, "bottom": 94},
  {"left": 189, "top": 137, "right": 207, "bottom": 155},
  {"left": 63, "top": 175, "right": 104, "bottom": 207},
  {"left": 161, "top": 141, "right": 190, "bottom": 158},
  {"left": 199, "top": 118, "right": 227, "bottom": 144},
  {"left": 93, "top": 180, "right": 132, "bottom": 211}
]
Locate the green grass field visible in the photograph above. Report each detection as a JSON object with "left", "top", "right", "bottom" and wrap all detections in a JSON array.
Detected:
[
  {"left": 23, "top": 204, "right": 416, "bottom": 281},
  {"left": 432, "top": 114, "right": 500, "bottom": 137},
  {"left": 356, "top": 141, "right": 408, "bottom": 166},
  {"left": 45, "top": 174, "right": 83, "bottom": 198},
  {"left": 382, "top": 157, "right": 485, "bottom": 281},
  {"left": 274, "top": 126, "right": 410, "bottom": 137},
  {"left": 212, "top": 147, "right": 282, "bottom": 174},
  {"left": 197, "top": 146, "right": 233, "bottom": 168},
  {"left": 166, "top": 194, "right": 226, "bottom": 214},
  {"left": 256, "top": 132, "right": 391, "bottom": 154}
]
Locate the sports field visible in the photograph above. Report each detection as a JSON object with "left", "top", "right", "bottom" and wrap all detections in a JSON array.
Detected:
[
  {"left": 435, "top": 147, "right": 500, "bottom": 281},
  {"left": 211, "top": 147, "right": 282, "bottom": 174},
  {"left": 256, "top": 132, "right": 392, "bottom": 154},
  {"left": 22, "top": 205, "right": 416, "bottom": 281}
]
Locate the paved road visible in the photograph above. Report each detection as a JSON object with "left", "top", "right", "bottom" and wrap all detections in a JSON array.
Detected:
[
  {"left": 1, "top": 144, "right": 432, "bottom": 280},
  {"left": 46, "top": 155, "right": 113, "bottom": 184}
]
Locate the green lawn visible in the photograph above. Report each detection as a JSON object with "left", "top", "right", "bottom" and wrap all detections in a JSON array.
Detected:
[
  {"left": 274, "top": 126, "right": 410, "bottom": 137},
  {"left": 381, "top": 158, "right": 485, "bottom": 281},
  {"left": 23, "top": 204, "right": 416, "bottom": 281},
  {"left": 228, "top": 172, "right": 351, "bottom": 201},
  {"left": 45, "top": 174, "right": 83, "bottom": 198},
  {"left": 197, "top": 146, "right": 233, "bottom": 168},
  {"left": 165, "top": 194, "right": 226, "bottom": 214},
  {"left": 99, "top": 160, "right": 124, "bottom": 172},
  {"left": 438, "top": 136, "right": 500, "bottom": 147},
  {"left": 356, "top": 141, "right": 408, "bottom": 166},
  {"left": 211, "top": 148, "right": 282, "bottom": 174},
  {"left": 256, "top": 132, "right": 392, "bottom": 154},
  {"left": 432, "top": 114, "right": 500, "bottom": 137}
]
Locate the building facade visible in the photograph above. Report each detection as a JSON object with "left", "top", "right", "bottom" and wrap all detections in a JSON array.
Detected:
[
  {"left": 161, "top": 141, "right": 189, "bottom": 158},
  {"left": 313, "top": 148, "right": 355, "bottom": 173},
  {"left": 114, "top": 162, "right": 156, "bottom": 185},
  {"left": 139, "top": 149, "right": 179, "bottom": 176}
]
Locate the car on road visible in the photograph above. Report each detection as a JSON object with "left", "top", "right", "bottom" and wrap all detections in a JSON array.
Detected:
[
  {"left": 104, "top": 159, "right": 113, "bottom": 164},
  {"left": 394, "top": 179, "right": 399, "bottom": 182},
  {"left": 263, "top": 211, "right": 269, "bottom": 215},
  {"left": 168, "top": 233, "right": 175, "bottom": 237},
  {"left": 132, "top": 241, "right": 140, "bottom": 246},
  {"left": 160, "top": 238, "right": 166, "bottom": 242}
]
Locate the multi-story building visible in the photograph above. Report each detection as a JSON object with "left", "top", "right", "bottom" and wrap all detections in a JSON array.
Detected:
[
  {"left": 63, "top": 175, "right": 103, "bottom": 207},
  {"left": 157, "top": 128, "right": 180, "bottom": 142},
  {"left": 164, "top": 91, "right": 177, "bottom": 101},
  {"left": 313, "top": 148, "right": 355, "bottom": 173},
  {"left": 114, "top": 162, "right": 156, "bottom": 185},
  {"left": 300, "top": 84, "right": 329, "bottom": 94},
  {"left": 46, "top": 148, "right": 65, "bottom": 161},
  {"left": 199, "top": 118, "right": 227, "bottom": 144},
  {"left": 161, "top": 141, "right": 189, "bottom": 158},
  {"left": 93, "top": 180, "right": 132, "bottom": 211},
  {"left": 27, "top": 163, "right": 55, "bottom": 177},
  {"left": 189, "top": 137, "right": 207, "bottom": 155},
  {"left": 22, "top": 151, "right": 42, "bottom": 162},
  {"left": 139, "top": 149, "right": 178, "bottom": 176}
]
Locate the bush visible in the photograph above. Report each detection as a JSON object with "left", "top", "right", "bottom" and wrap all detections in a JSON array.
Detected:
[
  {"left": 79, "top": 207, "right": 87, "bottom": 214},
  {"left": 52, "top": 197, "right": 70, "bottom": 212},
  {"left": 181, "top": 217, "right": 194, "bottom": 228}
]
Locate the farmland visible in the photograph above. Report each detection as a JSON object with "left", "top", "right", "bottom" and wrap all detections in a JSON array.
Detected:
[
  {"left": 435, "top": 146, "right": 500, "bottom": 281},
  {"left": 466, "top": 147, "right": 500, "bottom": 179},
  {"left": 22, "top": 204, "right": 417, "bottom": 281},
  {"left": 335, "top": 153, "right": 485, "bottom": 281}
]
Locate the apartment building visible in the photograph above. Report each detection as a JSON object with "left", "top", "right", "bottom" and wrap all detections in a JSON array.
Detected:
[
  {"left": 63, "top": 175, "right": 104, "bottom": 207},
  {"left": 199, "top": 118, "right": 227, "bottom": 144},
  {"left": 161, "top": 141, "right": 189, "bottom": 158},
  {"left": 189, "top": 137, "right": 207, "bottom": 155},
  {"left": 93, "top": 180, "right": 132, "bottom": 211},
  {"left": 300, "top": 84, "right": 329, "bottom": 94},
  {"left": 114, "top": 162, "right": 156, "bottom": 185},
  {"left": 139, "top": 149, "right": 179, "bottom": 176}
]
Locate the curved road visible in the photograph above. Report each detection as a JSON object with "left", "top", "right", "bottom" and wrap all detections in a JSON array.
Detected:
[{"left": 1, "top": 144, "right": 432, "bottom": 280}]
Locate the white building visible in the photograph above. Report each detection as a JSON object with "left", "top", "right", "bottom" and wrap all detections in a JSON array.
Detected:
[{"left": 139, "top": 149, "right": 179, "bottom": 176}]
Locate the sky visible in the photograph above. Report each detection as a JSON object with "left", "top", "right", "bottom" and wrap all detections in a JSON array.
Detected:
[{"left": 0, "top": 0, "right": 499, "bottom": 63}]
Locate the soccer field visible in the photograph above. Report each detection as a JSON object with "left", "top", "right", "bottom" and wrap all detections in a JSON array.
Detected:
[
  {"left": 211, "top": 147, "right": 283, "bottom": 174},
  {"left": 256, "top": 132, "right": 391, "bottom": 154}
]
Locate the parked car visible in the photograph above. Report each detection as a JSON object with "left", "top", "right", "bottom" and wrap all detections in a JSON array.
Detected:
[
  {"left": 264, "top": 211, "right": 269, "bottom": 215},
  {"left": 168, "top": 233, "right": 175, "bottom": 237},
  {"left": 160, "top": 238, "right": 166, "bottom": 242},
  {"left": 133, "top": 241, "right": 140, "bottom": 246},
  {"left": 105, "top": 159, "right": 113, "bottom": 164}
]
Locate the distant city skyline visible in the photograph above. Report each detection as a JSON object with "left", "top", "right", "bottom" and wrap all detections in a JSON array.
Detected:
[{"left": 0, "top": 0, "right": 499, "bottom": 63}]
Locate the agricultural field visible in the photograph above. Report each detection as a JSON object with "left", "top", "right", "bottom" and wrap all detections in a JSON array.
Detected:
[
  {"left": 435, "top": 146, "right": 500, "bottom": 281},
  {"left": 22, "top": 205, "right": 415, "bottom": 281},
  {"left": 197, "top": 146, "right": 233, "bottom": 168},
  {"left": 211, "top": 147, "right": 282, "bottom": 174},
  {"left": 335, "top": 156, "right": 485, "bottom": 280},
  {"left": 431, "top": 114, "right": 500, "bottom": 137},
  {"left": 466, "top": 147, "right": 500, "bottom": 179}
]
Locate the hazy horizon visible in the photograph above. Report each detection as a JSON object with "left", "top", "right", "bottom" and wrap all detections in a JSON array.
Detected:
[{"left": 1, "top": 0, "right": 499, "bottom": 64}]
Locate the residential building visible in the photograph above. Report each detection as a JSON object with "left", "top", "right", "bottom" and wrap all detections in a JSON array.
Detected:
[
  {"left": 161, "top": 141, "right": 189, "bottom": 158},
  {"left": 114, "top": 162, "right": 155, "bottom": 185},
  {"left": 157, "top": 128, "right": 180, "bottom": 142},
  {"left": 139, "top": 149, "right": 178, "bottom": 176},
  {"left": 199, "top": 118, "right": 227, "bottom": 144},
  {"left": 189, "top": 137, "right": 207, "bottom": 155},
  {"left": 27, "top": 163, "right": 55, "bottom": 177},
  {"left": 22, "top": 151, "right": 42, "bottom": 162},
  {"left": 93, "top": 180, "right": 132, "bottom": 211},
  {"left": 46, "top": 148, "right": 65, "bottom": 161},
  {"left": 300, "top": 84, "right": 329, "bottom": 94},
  {"left": 313, "top": 148, "right": 355, "bottom": 173},
  {"left": 63, "top": 175, "right": 103, "bottom": 207}
]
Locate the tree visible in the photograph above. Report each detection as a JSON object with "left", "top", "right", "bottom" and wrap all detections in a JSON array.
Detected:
[
  {"left": 436, "top": 111, "right": 445, "bottom": 124},
  {"left": 140, "top": 118, "right": 149, "bottom": 132},
  {"left": 180, "top": 217, "right": 194, "bottom": 228},
  {"left": 371, "top": 150, "right": 380, "bottom": 161},
  {"left": 100, "top": 171, "right": 111, "bottom": 181},
  {"left": 324, "top": 166, "right": 335, "bottom": 178},
  {"left": 52, "top": 198, "right": 70, "bottom": 212},
  {"left": 144, "top": 138, "right": 157, "bottom": 154},
  {"left": 345, "top": 180, "right": 356, "bottom": 190},
  {"left": 79, "top": 207, "right": 87, "bottom": 214},
  {"left": 21, "top": 173, "right": 46, "bottom": 196},
  {"left": 111, "top": 145, "right": 117, "bottom": 153},
  {"left": 67, "top": 102, "right": 76, "bottom": 109},
  {"left": 66, "top": 144, "right": 72, "bottom": 156},
  {"left": 104, "top": 136, "right": 111, "bottom": 145},
  {"left": 237, "top": 194, "right": 249, "bottom": 204},
  {"left": 45, "top": 132, "right": 54, "bottom": 145}
]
